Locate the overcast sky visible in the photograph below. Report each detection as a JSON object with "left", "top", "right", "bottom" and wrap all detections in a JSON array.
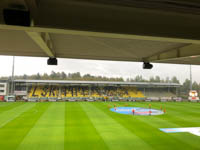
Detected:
[{"left": 0, "top": 55, "right": 199, "bottom": 84}]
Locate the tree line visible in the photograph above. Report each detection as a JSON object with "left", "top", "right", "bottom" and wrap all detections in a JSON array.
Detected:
[
  {"left": 0, "top": 71, "right": 199, "bottom": 94},
  {"left": 0, "top": 71, "right": 180, "bottom": 82}
]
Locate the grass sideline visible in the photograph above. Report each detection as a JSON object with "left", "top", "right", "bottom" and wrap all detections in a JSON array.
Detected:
[{"left": 0, "top": 102, "right": 199, "bottom": 150}]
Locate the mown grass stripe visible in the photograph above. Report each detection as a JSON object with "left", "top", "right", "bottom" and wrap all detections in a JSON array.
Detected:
[
  {"left": 95, "top": 102, "right": 198, "bottom": 150},
  {"left": 112, "top": 102, "right": 200, "bottom": 126},
  {"left": 0, "top": 102, "right": 50, "bottom": 150},
  {"left": 0, "top": 102, "right": 12, "bottom": 107},
  {"left": 137, "top": 112, "right": 200, "bottom": 150},
  {"left": 0, "top": 102, "right": 199, "bottom": 150},
  {"left": 106, "top": 102, "right": 200, "bottom": 150},
  {"left": 0, "top": 103, "right": 36, "bottom": 128},
  {"left": 136, "top": 102, "right": 200, "bottom": 150},
  {"left": 17, "top": 102, "right": 65, "bottom": 150},
  {"left": 147, "top": 102, "right": 200, "bottom": 115},
  {"left": 0, "top": 102, "right": 25, "bottom": 113},
  {"left": 167, "top": 102, "right": 200, "bottom": 109},
  {"left": 112, "top": 102, "right": 200, "bottom": 128},
  {"left": 81, "top": 102, "right": 153, "bottom": 150},
  {"left": 142, "top": 102, "right": 200, "bottom": 127},
  {"left": 65, "top": 102, "right": 109, "bottom": 150}
]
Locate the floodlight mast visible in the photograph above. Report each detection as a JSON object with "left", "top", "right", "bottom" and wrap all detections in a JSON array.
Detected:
[
  {"left": 11, "top": 56, "right": 15, "bottom": 95},
  {"left": 190, "top": 65, "right": 192, "bottom": 90}
]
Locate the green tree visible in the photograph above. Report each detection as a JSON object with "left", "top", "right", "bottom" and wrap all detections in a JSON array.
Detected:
[
  {"left": 155, "top": 76, "right": 161, "bottom": 82},
  {"left": 171, "top": 76, "right": 180, "bottom": 83},
  {"left": 61, "top": 72, "right": 66, "bottom": 79},
  {"left": 36, "top": 73, "right": 41, "bottom": 80},
  {"left": 192, "top": 81, "right": 200, "bottom": 91},
  {"left": 42, "top": 73, "right": 49, "bottom": 80},
  {"left": 149, "top": 76, "right": 155, "bottom": 82},
  {"left": 181, "top": 79, "right": 190, "bottom": 94},
  {"left": 50, "top": 71, "right": 57, "bottom": 79},
  {"left": 134, "top": 75, "right": 144, "bottom": 82},
  {"left": 165, "top": 77, "right": 170, "bottom": 83},
  {"left": 23, "top": 74, "right": 28, "bottom": 79}
]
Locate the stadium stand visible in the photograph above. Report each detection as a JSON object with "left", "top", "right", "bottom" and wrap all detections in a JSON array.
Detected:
[
  {"left": 28, "top": 86, "right": 145, "bottom": 99},
  {"left": 0, "top": 80, "right": 180, "bottom": 101},
  {"left": 145, "top": 89, "right": 176, "bottom": 97}
]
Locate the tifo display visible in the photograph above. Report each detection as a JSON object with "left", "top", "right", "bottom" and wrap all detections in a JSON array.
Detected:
[{"left": 29, "top": 86, "right": 144, "bottom": 98}]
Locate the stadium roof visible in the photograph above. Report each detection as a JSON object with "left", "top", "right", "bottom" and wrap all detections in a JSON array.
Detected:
[
  {"left": 1, "top": 0, "right": 200, "bottom": 65},
  {"left": 14, "top": 79, "right": 181, "bottom": 87}
]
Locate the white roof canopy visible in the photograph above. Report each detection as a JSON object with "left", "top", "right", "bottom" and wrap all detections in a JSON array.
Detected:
[{"left": 14, "top": 79, "right": 181, "bottom": 87}]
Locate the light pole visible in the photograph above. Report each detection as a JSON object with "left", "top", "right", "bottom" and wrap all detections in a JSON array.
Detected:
[
  {"left": 11, "top": 56, "right": 15, "bottom": 95},
  {"left": 190, "top": 65, "right": 192, "bottom": 91}
]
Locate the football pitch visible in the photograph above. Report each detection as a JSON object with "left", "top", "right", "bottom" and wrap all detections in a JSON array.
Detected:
[{"left": 0, "top": 102, "right": 200, "bottom": 150}]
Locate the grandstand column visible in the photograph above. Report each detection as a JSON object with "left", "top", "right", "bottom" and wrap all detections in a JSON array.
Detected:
[
  {"left": 143, "top": 88, "right": 146, "bottom": 96},
  {"left": 59, "top": 86, "right": 61, "bottom": 98},
  {"left": 168, "top": 86, "right": 169, "bottom": 94},
  {"left": 100, "top": 86, "right": 103, "bottom": 97},
  {"left": 11, "top": 56, "right": 15, "bottom": 96},
  {"left": 6, "top": 80, "right": 10, "bottom": 96},
  {"left": 89, "top": 85, "right": 91, "bottom": 98},
  {"left": 176, "top": 87, "right": 180, "bottom": 97},
  {"left": 26, "top": 82, "right": 28, "bottom": 100}
]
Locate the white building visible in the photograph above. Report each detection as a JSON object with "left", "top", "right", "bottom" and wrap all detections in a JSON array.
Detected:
[{"left": 0, "top": 83, "right": 7, "bottom": 96}]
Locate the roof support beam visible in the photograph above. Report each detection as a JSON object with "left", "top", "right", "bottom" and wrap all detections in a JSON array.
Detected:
[
  {"left": 146, "top": 44, "right": 200, "bottom": 62},
  {"left": 26, "top": 32, "right": 55, "bottom": 57},
  {"left": 1, "top": 24, "right": 200, "bottom": 44}
]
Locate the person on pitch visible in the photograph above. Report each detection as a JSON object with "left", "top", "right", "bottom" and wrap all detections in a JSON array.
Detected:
[
  {"left": 163, "top": 108, "right": 166, "bottom": 114},
  {"left": 149, "top": 104, "right": 152, "bottom": 116},
  {"left": 149, "top": 110, "right": 152, "bottom": 116},
  {"left": 149, "top": 104, "right": 151, "bottom": 109},
  {"left": 132, "top": 109, "right": 135, "bottom": 115}
]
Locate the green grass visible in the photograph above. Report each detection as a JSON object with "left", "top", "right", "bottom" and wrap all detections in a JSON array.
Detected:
[{"left": 0, "top": 102, "right": 200, "bottom": 150}]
